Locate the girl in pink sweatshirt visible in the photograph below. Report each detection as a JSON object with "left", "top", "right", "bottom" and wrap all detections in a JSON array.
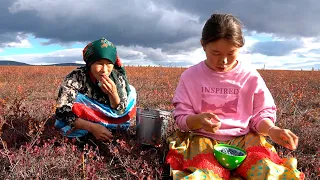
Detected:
[{"left": 166, "top": 13, "right": 304, "bottom": 180}]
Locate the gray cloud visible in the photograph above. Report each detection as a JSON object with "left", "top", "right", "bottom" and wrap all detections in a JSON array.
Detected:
[
  {"left": 2, "top": 0, "right": 320, "bottom": 46},
  {"left": 249, "top": 40, "right": 303, "bottom": 56},
  {"left": 117, "top": 47, "right": 145, "bottom": 60},
  {"left": 132, "top": 46, "right": 168, "bottom": 61},
  {"left": 1, "top": 0, "right": 320, "bottom": 65},
  {"left": 164, "top": 0, "right": 320, "bottom": 38},
  {"left": 1, "top": 0, "right": 202, "bottom": 49},
  {"left": 0, "top": 32, "right": 28, "bottom": 47},
  {"left": 161, "top": 37, "right": 201, "bottom": 54},
  {"left": 297, "top": 54, "right": 307, "bottom": 58},
  {"left": 308, "top": 49, "right": 320, "bottom": 54}
]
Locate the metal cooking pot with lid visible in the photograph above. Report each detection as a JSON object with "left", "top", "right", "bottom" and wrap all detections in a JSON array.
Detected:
[{"left": 135, "top": 108, "right": 171, "bottom": 146}]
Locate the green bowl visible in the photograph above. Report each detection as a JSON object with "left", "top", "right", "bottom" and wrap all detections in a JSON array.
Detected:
[{"left": 213, "top": 144, "right": 247, "bottom": 170}]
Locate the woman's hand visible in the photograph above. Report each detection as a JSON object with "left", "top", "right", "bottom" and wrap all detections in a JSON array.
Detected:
[
  {"left": 268, "top": 127, "right": 299, "bottom": 150},
  {"left": 90, "top": 123, "right": 114, "bottom": 141},
  {"left": 99, "top": 76, "right": 121, "bottom": 108},
  {"left": 200, "top": 113, "right": 221, "bottom": 133},
  {"left": 187, "top": 112, "right": 221, "bottom": 133},
  {"left": 99, "top": 75, "right": 118, "bottom": 97}
]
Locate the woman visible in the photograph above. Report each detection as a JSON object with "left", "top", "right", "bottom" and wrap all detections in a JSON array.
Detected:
[
  {"left": 166, "top": 14, "right": 304, "bottom": 180},
  {"left": 55, "top": 38, "right": 136, "bottom": 142}
]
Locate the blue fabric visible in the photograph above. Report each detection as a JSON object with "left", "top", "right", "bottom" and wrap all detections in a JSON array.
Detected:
[{"left": 74, "top": 85, "right": 136, "bottom": 118}]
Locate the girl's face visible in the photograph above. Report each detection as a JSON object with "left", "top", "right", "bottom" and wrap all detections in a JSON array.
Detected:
[
  {"left": 90, "top": 59, "right": 114, "bottom": 81},
  {"left": 202, "top": 38, "right": 240, "bottom": 72}
]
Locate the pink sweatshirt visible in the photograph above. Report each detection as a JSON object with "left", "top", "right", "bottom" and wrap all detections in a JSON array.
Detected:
[{"left": 172, "top": 60, "right": 277, "bottom": 141}]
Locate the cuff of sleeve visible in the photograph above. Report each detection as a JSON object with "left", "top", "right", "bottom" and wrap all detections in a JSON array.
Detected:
[
  {"left": 175, "top": 114, "right": 191, "bottom": 132},
  {"left": 115, "top": 101, "right": 125, "bottom": 110},
  {"left": 250, "top": 106, "right": 277, "bottom": 132},
  {"left": 111, "top": 101, "right": 126, "bottom": 115},
  {"left": 251, "top": 115, "right": 276, "bottom": 133}
]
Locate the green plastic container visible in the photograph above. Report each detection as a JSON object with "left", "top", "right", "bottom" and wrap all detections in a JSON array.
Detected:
[{"left": 213, "top": 144, "right": 247, "bottom": 170}]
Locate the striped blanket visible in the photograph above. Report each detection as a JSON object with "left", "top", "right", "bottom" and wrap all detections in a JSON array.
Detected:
[{"left": 55, "top": 85, "right": 137, "bottom": 137}]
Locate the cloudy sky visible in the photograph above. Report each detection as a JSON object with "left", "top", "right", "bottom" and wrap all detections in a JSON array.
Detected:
[{"left": 1, "top": 0, "right": 320, "bottom": 70}]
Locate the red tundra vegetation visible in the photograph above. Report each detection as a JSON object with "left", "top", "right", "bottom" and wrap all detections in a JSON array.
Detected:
[{"left": 0, "top": 66, "right": 319, "bottom": 179}]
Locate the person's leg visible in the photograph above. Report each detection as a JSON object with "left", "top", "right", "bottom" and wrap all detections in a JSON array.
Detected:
[
  {"left": 233, "top": 133, "right": 304, "bottom": 180},
  {"left": 166, "top": 131, "right": 230, "bottom": 180}
]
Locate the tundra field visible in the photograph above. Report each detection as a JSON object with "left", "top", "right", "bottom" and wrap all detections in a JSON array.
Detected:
[{"left": 0, "top": 66, "right": 319, "bottom": 179}]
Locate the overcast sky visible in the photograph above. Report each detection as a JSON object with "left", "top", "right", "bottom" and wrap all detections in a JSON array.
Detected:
[{"left": 1, "top": 0, "right": 320, "bottom": 70}]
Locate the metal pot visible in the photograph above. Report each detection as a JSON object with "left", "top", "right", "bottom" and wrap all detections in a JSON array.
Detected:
[{"left": 136, "top": 108, "right": 171, "bottom": 146}]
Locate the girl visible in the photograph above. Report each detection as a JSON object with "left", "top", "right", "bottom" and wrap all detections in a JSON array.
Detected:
[
  {"left": 166, "top": 14, "right": 304, "bottom": 180},
  {"left": 54, "top": 38, "right": 136, "bottom": 142}
]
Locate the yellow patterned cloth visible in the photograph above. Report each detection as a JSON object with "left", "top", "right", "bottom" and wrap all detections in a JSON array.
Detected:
[{"left": 166, "top": 131, "right": 305, "bottom": 180}]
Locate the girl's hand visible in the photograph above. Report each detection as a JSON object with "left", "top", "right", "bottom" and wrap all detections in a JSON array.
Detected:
[
  {"left": 91, "top": 123, "right": 113, "bottom": 141},
  {"left": 197, "top": 112, "right": 222, "bottom": 133},
  {"left": 99, "top": 75, "right": 118, "bottom": 97},
  {"left": 268, "top": 127, "right": 299, "bottom": 150}
]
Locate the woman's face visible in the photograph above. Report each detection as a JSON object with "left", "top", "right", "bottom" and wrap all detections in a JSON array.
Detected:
[
  {"left": 202, "top": 38, "right": 240, "bottom": 72},
  {"left": 90, "top": 59, "right": 114, "bottom": 81}
]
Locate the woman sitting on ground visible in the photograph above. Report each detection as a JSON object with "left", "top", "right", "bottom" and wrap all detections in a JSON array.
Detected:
[
  {"left": 166, "top": 13, "right": 304, "bottom": 180},
  {"left": 54, "top": 38, "right": 136, "bottom": 142}
]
